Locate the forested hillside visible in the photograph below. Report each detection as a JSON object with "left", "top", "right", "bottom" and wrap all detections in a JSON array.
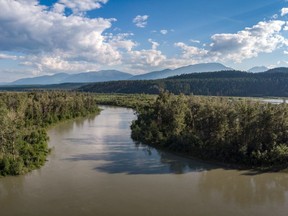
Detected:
[
  {"left": 0, "top": 92, "right": 100, "bottom": 176},
  {"left": 79, "top": 70, "right": 288, "bottom": 97}
]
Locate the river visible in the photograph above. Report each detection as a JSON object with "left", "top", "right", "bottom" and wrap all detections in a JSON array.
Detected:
[{"left": 1, "top": 106, "right": 288, "bottom": 216}]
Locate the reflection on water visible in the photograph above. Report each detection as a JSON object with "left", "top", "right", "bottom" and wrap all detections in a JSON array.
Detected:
[
  {"left": 67, "top": 146, "right": 214, "bottom": 175},
  {"left": 0, "top": 106, "right": 288, "bottom": 216}
]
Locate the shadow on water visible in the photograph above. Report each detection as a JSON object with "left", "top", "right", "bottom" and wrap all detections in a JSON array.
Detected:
[
  {"left": 63, "top": 106, "right": 222, "bottom": 175},
  {"left": 65, "top": 143, "right": 220, "bottom": 175}
]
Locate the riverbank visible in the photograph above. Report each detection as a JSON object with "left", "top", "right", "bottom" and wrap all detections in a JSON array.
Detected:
[{"left": 0, "top": 92, "right": 100, "bottom": 176}]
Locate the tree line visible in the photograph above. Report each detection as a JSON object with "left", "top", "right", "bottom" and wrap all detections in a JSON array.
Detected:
[
  {"left": 0, "top": 91, "right": 100, "bottom": 176},
  {"left": 131, "top": 92, "right": 288, "bottom": 168},
  {"left": 78, "top": 70, "right": 288, "bottom": 97}
]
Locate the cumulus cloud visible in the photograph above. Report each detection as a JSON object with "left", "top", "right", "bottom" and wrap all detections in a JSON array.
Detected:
[
  {"left": 126, "top": 49, "right": 166, "bottom": 71},
  {"left": 210, "top": 20, "right": 287, "bottom": 62},
  {"left": 133, "top": 15, "right": 149, "bottom": 28},
  {"left": 148, "top": 39, "right": 160, "bottom": 50},
  {"left": 281, "top": 8, "right": 288, "bottom": 16},
  {"left": 107, "top": 33, "right": 136, "bottom": 51},
  {"left": 58, "top": 0, "right": 108, "bottom": 14},
  {"left": 52, "top": 3, "right": 66, "bottom": 14},
  {"left": 0, "top": 0, "right": 124, "bottom": 75},
  {"left": 0, "top": 1, "right": 116, "bottom": 53},
  {"left": 175, "top": 20, "right": 288, "bottom": 64},
  {"left": 124, "top": 39, "right": 166, "bottom": 72},
  {"left": 175, "top": 42, "right": 209, "bottom": 59}
]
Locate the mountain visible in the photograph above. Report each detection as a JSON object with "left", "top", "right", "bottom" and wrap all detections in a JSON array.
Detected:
[
  {"left": 12, "top": 73, "right": 70, "bottom": 85},
  {"left": 130, "top": 63, "right": 233, "bottom": 80},
  {"left": 62, "top": 70, "right": 132, "bottom": 83},
  {"left": 129, "top": 69, "right": 173, "bottom": 80},
  {"left": 248, "top": 66, "right": 269, "bottom": 73},
  {"left": 264, "top": 67, "right": 288, "bottom": 73},
  {"left": 10, "top": 70, "right": 133, "bottom": 85}
]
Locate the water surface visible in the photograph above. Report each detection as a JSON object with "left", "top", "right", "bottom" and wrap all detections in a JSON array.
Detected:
[{"left": 1, "top": 106, "right": 288, "bottom": 216}]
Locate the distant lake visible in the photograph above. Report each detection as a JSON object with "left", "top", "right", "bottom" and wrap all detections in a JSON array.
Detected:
[{"left": 0, "top": 106, "right": 288, "bottom": 216}]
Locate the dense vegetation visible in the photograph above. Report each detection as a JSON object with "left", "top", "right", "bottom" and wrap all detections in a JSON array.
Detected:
[
  {"left": 94, "top": 93, "right": 156, "bottom": 109},
  {"left": 0, "top": 91, "right": 99, "bottom": 176},
  {"left": 79, "top": 70, "right": 288, "bottom": 97},
  {"left": 131, "top": 92, "right": 288, "bottom": 168},
  {"left": 0, "top": 83, "right": 85, "bottom": 92}
]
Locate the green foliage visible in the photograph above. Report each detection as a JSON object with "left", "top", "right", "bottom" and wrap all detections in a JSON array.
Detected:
[
  {"left": 93, "top": 93, "right": 156, "bottom": 110},
  {"left": 131, "top": 92, "right": 288, "bottom": 168},
  {"left": 0, "top": 91, "right": 100, "bottom": 176}
]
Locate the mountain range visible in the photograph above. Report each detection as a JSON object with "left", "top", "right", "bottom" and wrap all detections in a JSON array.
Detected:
[
  {"left": 0, "top": 63, "right": 279, "bottom": 86},
  {"left": 10, "top": 70, "right": 132, "bottom": 85},
  {"left": 130, "top": 63, "right": 233, "bottom": 80},
  {"left": 248, "top": 66, "right": 269, "bottom": 73}
]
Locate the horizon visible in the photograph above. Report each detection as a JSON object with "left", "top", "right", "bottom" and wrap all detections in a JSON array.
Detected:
[
  {"left": 1, "top": 0, "right": 288, "bottom": 82},
  {"left": 3, "top": 62, "right": 281, "bottom": 84}
]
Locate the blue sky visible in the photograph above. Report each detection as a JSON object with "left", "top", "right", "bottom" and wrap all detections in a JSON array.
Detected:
[{"left": 0, "top": 0, "right": 288, "bottom": 81}]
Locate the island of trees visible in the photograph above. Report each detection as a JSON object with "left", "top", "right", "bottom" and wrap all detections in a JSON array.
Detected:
[{"left": 131, "top": 92, "right": 288, "bottom": 168}]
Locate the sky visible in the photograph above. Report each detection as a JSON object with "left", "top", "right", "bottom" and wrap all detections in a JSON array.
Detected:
[{"left": 1, "top": 0, "right": 288, "bottom": 82}]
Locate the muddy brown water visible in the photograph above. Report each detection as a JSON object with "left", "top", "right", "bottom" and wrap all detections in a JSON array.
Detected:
[{"left": 1, "top": 106, "right": 288, "bottom": 216}]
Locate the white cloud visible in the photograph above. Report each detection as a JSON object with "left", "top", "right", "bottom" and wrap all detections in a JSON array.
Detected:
[
  {"left": 175, "top": 42, "right": 208, "bottom": 59},
  {"left": 173, "top": 20, "right": 288, "bottom": 66},
  {"left": 133, "top": 15, "right": 149, "bottom": 28},
  {"left": 124, "top": 40, "right": 166, "bottom": 72},
  {"left": 52, "top": 3, "right": 66, "bottom": 14},
  {"left": 166, "top": 19, "right": 288, "bottom": 70},
  {"left": 148, "top": 39, "right": 159, "bottom": 50},
  {"left": 160, "top": 29, "right": 168, "bottom": 35},
  {"left": 0, "top": 1, "right": 116, "bottom": 54},
  {"left": 58, "top": 0, "right": 108, "bottom": 14},
  {"left": 190, "top": 39, "right": 200, "bottom": 44},
  {"left": 126, "top": 49, "right": 166, "bottom": 71},
  {"left": 210, "top": 20, "right": 287, "bottom": 62},
  {"left": 0, "top": 53, "right": 18, "bottom": 60},
  {"left": 272, "top": 14, "right": 278, "bottom": 19},
  {"left": 107, "top": 33, "right": 136, "bottom": 51},
  {"left": 281, "top": 8, "right": 288, "bottom": 16},
  {"left": 0, "top": 0, "right": 125, "bottom": 75}
]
